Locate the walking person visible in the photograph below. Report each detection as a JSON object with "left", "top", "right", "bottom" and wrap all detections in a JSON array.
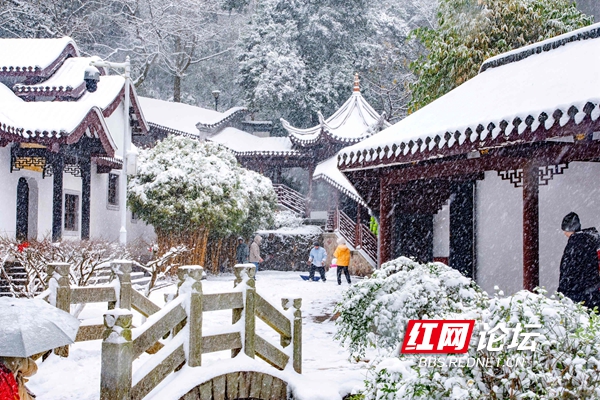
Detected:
[
  {"left": 557, "top": 212, "right": 600, "bottom": 309},
  {"left": 307, "top": 242, "right": 327, "bottom": 282},
  {"left": 333, "top": 238, "right": 352, "bottom": 285},
  {"left": 235, "top": 237, "right": 249, "bottom": 264},
  {"left": 249, "top": 235, "right": 263, "bottom": 275}
]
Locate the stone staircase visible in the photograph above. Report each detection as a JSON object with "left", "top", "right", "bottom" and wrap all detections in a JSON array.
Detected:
[
  {"left": 0, "top": 261, "right": 29, "bottom": 297},
  {"left": 0, "top": 262, "right": 151, "bottom": 297}
]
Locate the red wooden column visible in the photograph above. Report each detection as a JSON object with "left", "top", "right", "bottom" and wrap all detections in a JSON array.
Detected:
[
  {"left": 379, "top": 175, "right": 393, "bottom": 265},
  {"left": 523, "top": 162, "right": 540, "bottom": 291},
  {"left": 305, "top": 164, "right": 315, "bottom": 218},
  {"left": 355, "top": 205, "right": 362, "bottom": 248}
]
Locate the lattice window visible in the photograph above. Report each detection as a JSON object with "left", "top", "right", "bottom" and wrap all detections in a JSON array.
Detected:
[
  {"left": 108, "top": 173, "right": 119, "bottom": 207},
  {"left": 64, "top": 194, "right": 79, "bottom": 231}
]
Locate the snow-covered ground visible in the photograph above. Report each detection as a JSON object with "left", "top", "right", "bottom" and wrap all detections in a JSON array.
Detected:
[{"left": 27, "top": 270, "right": 370, "bottom": 399}]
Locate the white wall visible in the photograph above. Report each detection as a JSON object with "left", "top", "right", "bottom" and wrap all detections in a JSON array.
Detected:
[
  {"left": 90, "top": 168, "right": 155, "bottom": 243},
  {"left": 0, "top": 146, "right": 154, "bottom": 243},
  {"left": 539, "top": 162, "right": 600, "bottom": 293},
  {"left": 0, "top": 146, "right": 53, "bottom": 240},
  {"left": 476, "top": 171, "right": 523, "bottom": 295},
  {"left": 475, "top": 162, "right": 600, "bottom": 296},
  {"left": 433, "top": 202, "right": 450, "bottom": 258}
]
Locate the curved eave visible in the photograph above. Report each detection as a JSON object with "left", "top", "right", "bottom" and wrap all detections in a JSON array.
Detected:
[
  {"left": 0, "top": 107, "right": 116, "bottom": 157},
  {"left": 338, "top": 102, "right": 600, "bottom": 171},
  {"left": 148, "top": 122, "right": 197, "bottom": 138},
  {"left": 195, "top": 108, "right": 248, "bottom": 129},
  {"left": 0, "top": 43, "right": 79, "bottom": 79},
  {"left": 313, "top": 172, "right": 367, "bottom": 207},
  {"left": 102, "top": 81, "right": 149, "bottom": 135}
]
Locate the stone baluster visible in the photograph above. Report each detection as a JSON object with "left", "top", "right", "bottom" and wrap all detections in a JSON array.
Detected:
[
  {"left": 177, "top": 266, "right": 204, "bottom": 367},
  {"left": 283, "top": 298, "right": 303, "bottom": 374},
  {"left": 100, "top": 311, "right": 133, "bottom": 400},
  {"left": 111, "top": 261, "right": 132, "bottom": 310},
  {"left": 48, "top": 262, "right": 71, "bottom": 357}
]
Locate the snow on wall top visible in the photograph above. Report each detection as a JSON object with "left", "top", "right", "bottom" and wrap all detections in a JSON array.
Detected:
[
  {"left": 0, "top": 37, "right": 78, "bottom": 75},
  {"left": 313, "top": 155, "right": 365, "bottom": 206},
  {"left": 281, "top": 86, "right": 389, "bottom": 147},
  {"left": 13, "top": 56, "right": 103, "bottom": 98},
  {"left": 338, "top": 22, "right": 600, "bottom": 170},
  {"left": 209, "top": 127, "right": 301, "bottom": 156},
  {"left": 138, "top": 97, "right": 247, "bottom": 136}
]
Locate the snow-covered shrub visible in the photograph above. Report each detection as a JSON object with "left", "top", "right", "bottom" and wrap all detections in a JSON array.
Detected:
[
  {"left": 272, "top": 210, "right": 304, "bottom": 229},
  {"left": 0, "top": 238, "right": 127, "bottom": 297},
  {"left": 335, "top": 257, "right": 488, "bottom": 359},
  {"left": 128, "top": 136, "right": 277, "bottom": 268},
  {"left": 339, "top": 257, "right": 600, "bottom": 399}
]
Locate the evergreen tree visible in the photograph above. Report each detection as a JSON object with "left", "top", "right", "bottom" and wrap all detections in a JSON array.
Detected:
[
  {"left": 128, "top": 136, "right": 277, "bottom": 266},
  {"left": 409, "top": 0, "right": 593, "bottom": 112},
  {"left": 237, "top": 0, "right": 375, "bottom": 128}
]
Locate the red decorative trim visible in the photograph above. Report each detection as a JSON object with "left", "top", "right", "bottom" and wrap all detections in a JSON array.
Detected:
[
  {"left": 0, "top": 43, "right": 78, "bottom": 79},
  {"left": 0, "top": 107, "right": 115, "bottom": 157}
]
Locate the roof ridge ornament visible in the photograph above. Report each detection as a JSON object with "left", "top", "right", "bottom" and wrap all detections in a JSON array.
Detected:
[{"left": 353, "top": 73, "right": 360, "bottom": 93}]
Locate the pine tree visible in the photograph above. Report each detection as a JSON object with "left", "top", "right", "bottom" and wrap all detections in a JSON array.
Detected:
[{"left": 409, "top": 0, "right": 593, "bottom": 112}]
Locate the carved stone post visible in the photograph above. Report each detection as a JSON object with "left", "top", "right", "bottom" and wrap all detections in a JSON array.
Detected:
[
  {"left": 244, "top": 266, "right": 256, "bottom": 359},
  {"left": 233, "top": 265, "right": 256, "bottom": 358},
  {"left": 48, "top": 262, "right": 71, "bottom": 356},
  {"left": 292, "top": 298, "right": 302, "bottom": 373},
  {"left": 100, "top": 311, "right": 132, "bottom": 400},
  {"left": 112, "top": 261, "right": 132, "bottom": 310},
  {"left": 282, "top": 297, "right": 302, "bottom": 372},
  {"left": 177, "top": 266, "right": 204, "bottom": 367}
]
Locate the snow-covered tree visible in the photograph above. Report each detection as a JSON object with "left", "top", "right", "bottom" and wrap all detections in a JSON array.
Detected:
[
  {"left": 128, "top": 136, "right": 277, "bottom": 267},
  {"left": 409, "top": 0, "right": 593, "bottom": 112},
  {"left": 237, "top": 0, "right": 375, "bottom": 128}
]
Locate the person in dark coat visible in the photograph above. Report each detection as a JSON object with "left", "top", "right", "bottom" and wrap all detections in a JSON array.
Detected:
[
  {"left": 235, "top": 237, "right": 249, "bottom": 264},
  {"left": 557, "top": 212, "right": 600, "bottom": 309}
]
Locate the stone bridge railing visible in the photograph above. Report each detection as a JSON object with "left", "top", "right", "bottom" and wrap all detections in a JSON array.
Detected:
[{"left": 97, "top": 264, "right": 302, "bottom": 400}]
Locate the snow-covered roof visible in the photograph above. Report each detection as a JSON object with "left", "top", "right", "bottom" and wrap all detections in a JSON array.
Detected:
[
  {"left": 338, "top": 23, "right": 600, "bottom": 170},
  {"left": 0, "top": 37, "right": 78, "bottom": 77},
  {"left": 13, "top": 56, "right": 105, "bottom": 99},
  {"left": 0, "top": 74, "right": 153, "bottom": 155},
  {"left": 138, "top": 97, "right": 247, "bottom": 136},
  {"left": 282, "top": 75, "right": 390, "bottom": 147},
  {"left": 313, "top": 155, "right": 366, "bottom": 206},
  {"left": 209, "top": 127, "right": 302, "bottom": 156}
]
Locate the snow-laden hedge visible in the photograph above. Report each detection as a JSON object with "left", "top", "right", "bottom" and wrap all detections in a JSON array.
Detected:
[
  {"left": 335, "top": 257, "right": 488, "bottom": 359},
  {"left": 336, "top": 257, "right": 600, "bottom": 399}
]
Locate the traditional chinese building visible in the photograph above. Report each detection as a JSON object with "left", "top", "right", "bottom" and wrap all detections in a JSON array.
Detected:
[
  {"left": 0, "top": 37, "right": 154, "bottom": 242},
  {"left": 139, "top": 76, "right": 387, "bottom": 266},
  {"left": 339, "top": 23, "right": 600, "bottom": 295}
]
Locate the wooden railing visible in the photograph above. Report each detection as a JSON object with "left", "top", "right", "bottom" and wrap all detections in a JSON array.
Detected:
[
  {"left": 273, "top": 184, "right": 306, "bottom": 215},
  {"left": 327, "top": 209, "right": 378, "bottom": 262},
  {"left": 98, "top": 264, "right": 302, "bottom": 400},
  {"left": 41, "top": 261, "right": 161, "bottom": 357}
]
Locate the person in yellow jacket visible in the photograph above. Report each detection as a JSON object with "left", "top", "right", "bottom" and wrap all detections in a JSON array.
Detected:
[{"left": 333, "top": 238, "right": 352, "bottom": 285}]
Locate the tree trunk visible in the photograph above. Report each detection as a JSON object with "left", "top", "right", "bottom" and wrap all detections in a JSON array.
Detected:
[
  {"left": 156, "top": 227, "right": 210, "bottom": 271},
  {"left": 173, "top": 75, "right": 181, "bottom": 103}
]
